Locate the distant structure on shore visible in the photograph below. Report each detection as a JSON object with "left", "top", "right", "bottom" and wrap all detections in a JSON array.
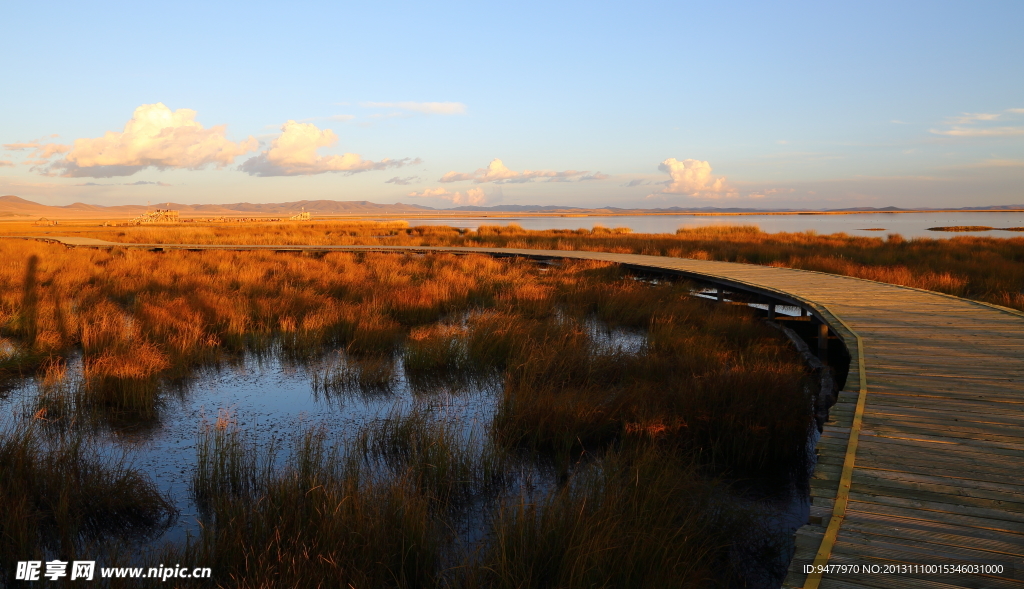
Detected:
[{"left": 126, "top": 209, "right": 180, "bottom": 225}]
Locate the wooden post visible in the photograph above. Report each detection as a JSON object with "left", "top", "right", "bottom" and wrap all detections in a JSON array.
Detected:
[
  {"left": 716, "top": 287, "right": 724, "bottom": 301},
  {"left": 818, "top": 322, "right": 829, "bottom": 361},
  {"left": 801, "top": 307, "right": 808, "bottom": 317},
  {"left": 768, "top": 303, "right": 776, "bottom": 320}
]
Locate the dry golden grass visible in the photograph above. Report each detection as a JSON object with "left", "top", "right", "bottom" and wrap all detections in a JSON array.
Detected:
[
  {"left": 13, "top": 218, "right": 1019, "bottom": 310},
  {"left": 0, "top": 233, "right": 814, "bottom": 586}
]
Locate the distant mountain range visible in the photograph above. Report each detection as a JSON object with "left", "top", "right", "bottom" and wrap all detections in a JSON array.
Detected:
[
  {"left": 0, "top": 195, "right": 435, "bottom": 218},
  {"left": 1, "top": 195, "right": 1022, "bottom": 219}
]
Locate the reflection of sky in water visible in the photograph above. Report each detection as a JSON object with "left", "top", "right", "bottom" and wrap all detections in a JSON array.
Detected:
[
  {"left": 0, "top": 318, "right": 810, "bottom": 562},
  {"left": 386, "top": 212, "right": 1024, "bottom": 239},
  {"left": 0, "top": 351, "right": 503, "bottom": 546}
]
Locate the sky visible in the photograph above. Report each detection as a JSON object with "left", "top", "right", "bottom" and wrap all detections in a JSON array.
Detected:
[{"left": 2, "top": 1, "right": 1022, "bottom": 210}]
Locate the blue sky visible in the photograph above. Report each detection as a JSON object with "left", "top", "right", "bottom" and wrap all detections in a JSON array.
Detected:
[{"left": 2, "top": 1, "right": 1022, "bottom": 209}]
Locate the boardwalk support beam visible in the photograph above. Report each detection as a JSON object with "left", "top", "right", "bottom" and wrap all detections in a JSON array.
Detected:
[{"left": 817, "top": 322, "right": 829, "bottom": 361}]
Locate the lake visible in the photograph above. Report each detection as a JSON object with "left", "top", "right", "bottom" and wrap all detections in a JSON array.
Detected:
[{"left": 388, "top": 211, "right": 1024, "bottom": 239}]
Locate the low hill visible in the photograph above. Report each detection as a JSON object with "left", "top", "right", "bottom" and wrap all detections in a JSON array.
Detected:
[
  {"left": 0, "top": 195, "right": 436, "bottom": 219},
  {"left": 2, "top": 195, "right": 1023, "bottom": 220}
]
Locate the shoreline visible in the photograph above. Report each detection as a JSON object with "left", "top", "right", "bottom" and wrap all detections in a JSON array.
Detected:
[{"left": 4, "top": 208, "right": 1024, "bottom": 223}]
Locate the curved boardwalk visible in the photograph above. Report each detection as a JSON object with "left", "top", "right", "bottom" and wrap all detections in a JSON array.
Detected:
[{"left": 9, "top": 236, "right": 1024, "bottom": 588}]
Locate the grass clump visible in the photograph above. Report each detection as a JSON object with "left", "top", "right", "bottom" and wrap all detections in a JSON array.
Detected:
[
  {"left": 468, "top": 444, "right": 776, "bottom": 589},
  {"left": 180, "top": 420, "right": 462, "bottom": 588},
  {"left": 0, "top": 420, "right": 175, "bottom": 574},
  {"left": 312, "top": 352, "right": 398, "bottom": 400}
]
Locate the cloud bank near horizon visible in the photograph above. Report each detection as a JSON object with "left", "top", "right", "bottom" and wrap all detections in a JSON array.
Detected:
[
  {"left": 407, "top": 186, "right": 487, "bottom": 205},
  {"left": 439, "top": 158, "right": 607, "bottom": 184}
]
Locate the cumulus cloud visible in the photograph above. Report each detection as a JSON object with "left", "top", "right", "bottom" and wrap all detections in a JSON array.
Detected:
[
  {"left": 240, "top": 121, "right": 417, "bottom": 176},
  {"left": 362, "top": 101, "right": 467, "bottom": 115},
  {"left": 4, "top": 140, "right": 72, "bottom": 168},
  {"left": 655, "top": 158, "right": 729, "bottom": 197},
  {"left": 43, "top": 103, "right": 258, "bottom": 178},
  {"left": 407, "top": 186, "right": 487, "bottom": 205},
  {"left": 385, "top": 176, "right": 420, "bottom": 185},
  {"left": 439, "top": 158, "right": 605, "bottom": 184},
  {"left": 4, "top": 141, "right": 72, "bottom": 160}
]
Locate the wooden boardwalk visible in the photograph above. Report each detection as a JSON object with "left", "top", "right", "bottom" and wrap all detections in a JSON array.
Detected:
[{"left": 8, "top": 236, "right": 1024, "bottom": 587}]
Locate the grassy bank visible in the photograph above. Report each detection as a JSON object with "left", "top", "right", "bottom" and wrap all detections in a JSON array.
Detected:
[{"left": 17, "top": 219, "right": 1020, "bottom": 310}]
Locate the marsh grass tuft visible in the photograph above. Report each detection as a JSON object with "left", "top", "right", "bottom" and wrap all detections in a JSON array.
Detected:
[
  {"left": 312, "top": 352, "right": 398, "bottom": 400},
  {"left": 466, "top": 443, "right": 783, "bottom": 589},
  {"left": 0, "top": 419, "right": 175, "bottom": 573}
]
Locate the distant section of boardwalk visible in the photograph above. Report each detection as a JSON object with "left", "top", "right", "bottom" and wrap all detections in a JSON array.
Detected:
[{"left": 9, "top": 236, "right": 1024, "bottom": 588}]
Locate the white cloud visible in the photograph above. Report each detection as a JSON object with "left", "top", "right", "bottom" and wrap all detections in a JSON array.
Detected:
[
  {"left": 407, "top": 186, "right": 487, "bottom": 205},
  {"left": 361, "top": 101, "right": 467, "bottom": 115},
  {"left": 385, "top": 175, "right": 420, "bottom": 185},
  {"left": 240, "top": 121, "right": 417, "bottom": 176},
  {"left": 408, "top": 187, "right": 453, "bottom": 198},
  {"left": 439, "top": 158, "right": 605, "bottom": 184},
  {"left": 930, "top": 109, "right": 1024, "bottom": 138},
  {"left": 46, "top": 103, "right": 258, "bottom": 177},
  {"left": 655, "top": 158, "right": 729, "bottom": 197},
  {"left": 4, "top": 141, "right": 72, "bottom": 167},
  {"left": 931, "top": 126, "right": 1024, "bottom": 137},
  {"left": 74, "top": 180, "right": 173, "bottom": 187},
  {"left": 746, "top": 187, "right": 795, "bottom": 199},
  {"left": 945, "top": 112, "right": 1001, "bottom": 125},
  {"left": 328, "top": 114, "right": 356, "bottom": 121}
]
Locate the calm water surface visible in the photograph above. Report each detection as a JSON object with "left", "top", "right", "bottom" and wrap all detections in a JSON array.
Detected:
[
  {"left": 390, "top": 212, "right": 1024, "bottom": 239},
  {"left": 1, "top": 307, "right": 809, "bottom": 586}
]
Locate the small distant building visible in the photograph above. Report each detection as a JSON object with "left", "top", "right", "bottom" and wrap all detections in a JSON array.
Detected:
[{"left": 126, "top": 209, "right": 180, "bottom": 225}]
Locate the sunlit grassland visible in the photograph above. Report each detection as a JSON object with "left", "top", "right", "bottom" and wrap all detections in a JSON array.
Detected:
[
  {"left": 41, "top": 219, "right": 1022, "bottom": 311},
  {"left": 0, "top": 238, "right": 816, "bottom": 587}
]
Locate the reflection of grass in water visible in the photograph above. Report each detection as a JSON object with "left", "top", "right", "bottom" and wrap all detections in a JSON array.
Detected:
[
  {"left": 472, "top": 443, "right": 783, "bottom": 589},
  {"left": 0, "top": 419, "right": 175, "bottom": 574},
  {"left": 312, "top": 352, "right": 398, "bottom": 400},
  {"left": 177, "top": 416, "right": 781, "bottom": 588},
  {"left": 182, "top": 417, "right": 453, "bottom": 587},
  {"left": 928, "top": 225, "right": 993, "bottom": 232}
]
